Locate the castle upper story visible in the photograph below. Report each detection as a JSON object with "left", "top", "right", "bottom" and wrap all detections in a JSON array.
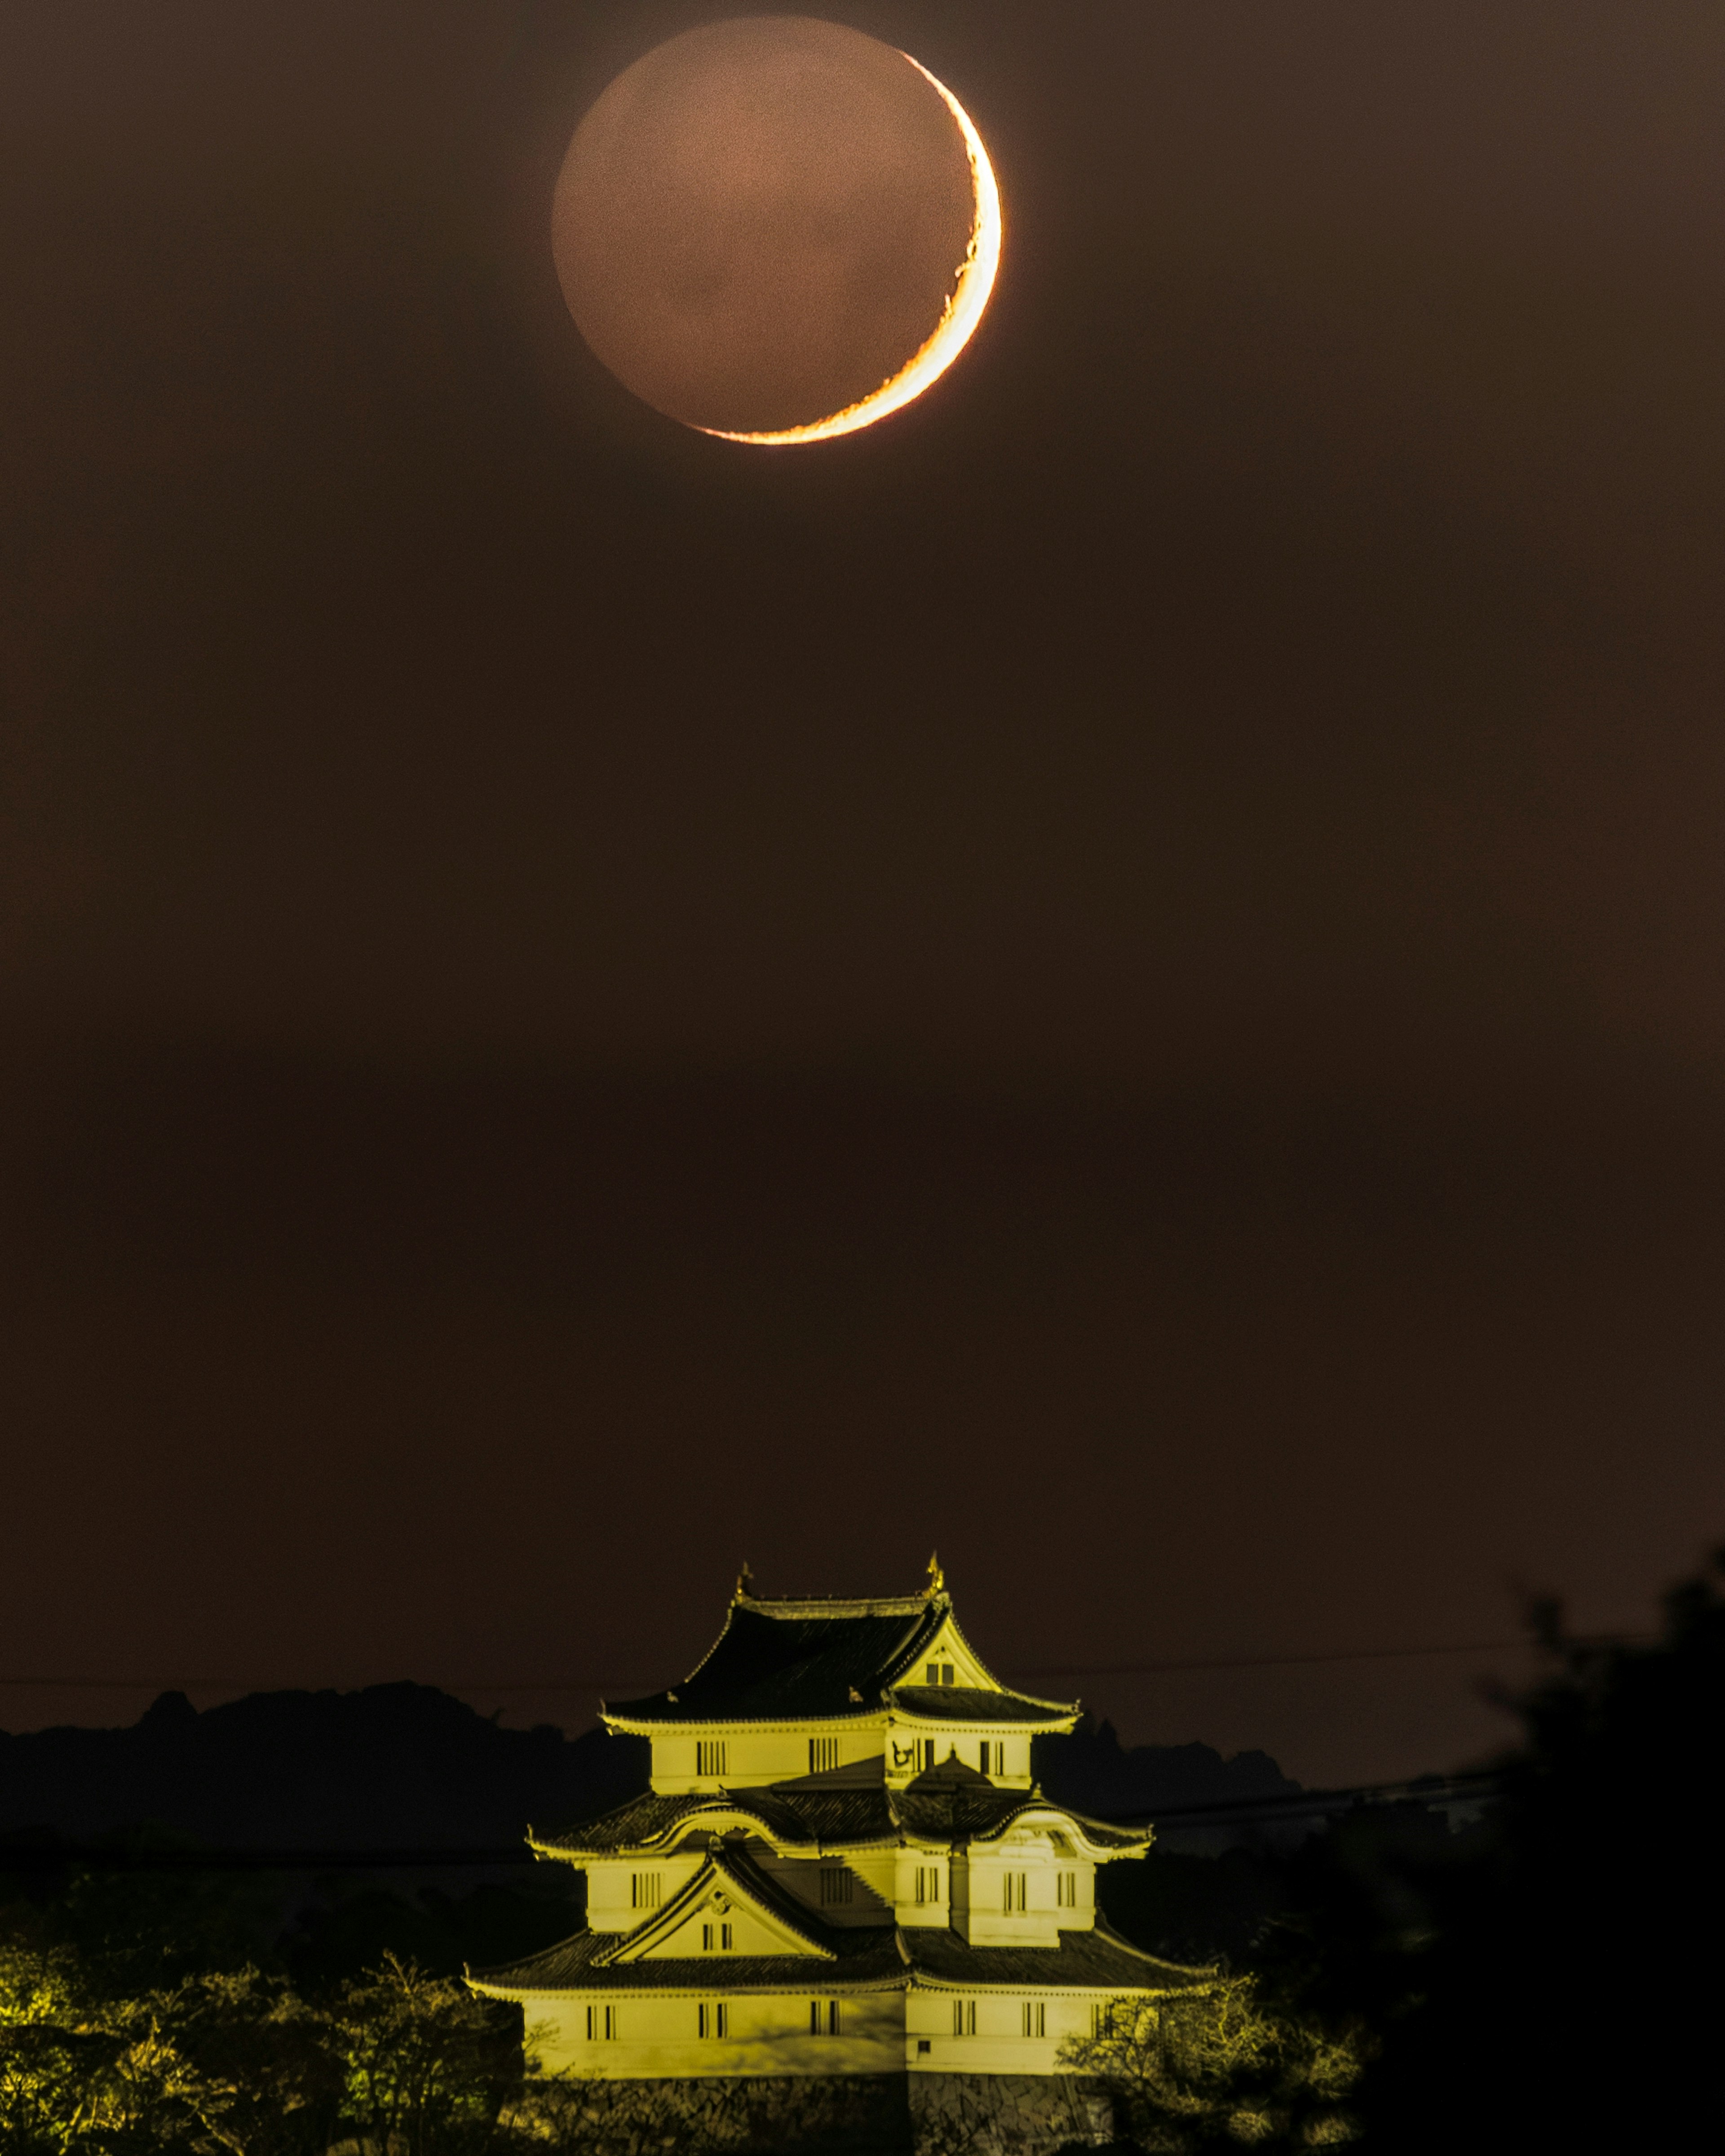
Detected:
[
  {"left": 601, "top": 1561, "right": 1081, "bottom": 1794},
  {"left": 526, "top": 1562, "right": 1151, "bottom": 1954}
]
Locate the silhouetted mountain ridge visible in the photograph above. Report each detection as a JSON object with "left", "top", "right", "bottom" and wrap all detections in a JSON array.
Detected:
[
  {"left": 1035, "top": 1716, "right": 1302, "bottom": 1841},
  {"left": 0, "top": 1683, "right": 647, "bottom": 1849},
  {"left": 0, "top": 1688, "right": 1298, "bottom": 1854}
]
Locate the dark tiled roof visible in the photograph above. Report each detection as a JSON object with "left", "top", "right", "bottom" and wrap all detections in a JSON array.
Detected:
[
  {"left": 606, "top": 1599, "right": 947, "bottom": 1725},
  {"left": 535, "top": 1790, "right": 707, "bottom": 1852},
  {"left": 471, "top": 1919, "right": 904, "bottom": 1995},
  {"left": 889, "top": 1686, "right": 1077, "bottom": 1727},
  {"left": 773, "top": 1787, "right": 900, "bottom": 1844},
  {"left": 893, "top": 1786, "right": 1023, "bottom": 1842},
  {"left": 536, "top": 1772, "right": 1146, "bottom": 1857},
  {"left": 472, "top": 1919, "right": 1207, "bottom": 1998},
  {"left": 904, "top": 1921, "right": 1211, "bottom": 1993},
  {"left": 535, "top": 1784, "right": 890, "bottom": 1855}
]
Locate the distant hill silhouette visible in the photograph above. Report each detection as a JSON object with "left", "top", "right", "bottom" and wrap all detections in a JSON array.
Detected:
[
  {"left": 0, "top": 1688, "right": 1297, "bottom": 1859},
  {"left": 0, "top": 1684, "right": 649, "bottom": 1851},
  {"left": 1035, "top": 1717, "right": 1303, "bottom": 1850}
]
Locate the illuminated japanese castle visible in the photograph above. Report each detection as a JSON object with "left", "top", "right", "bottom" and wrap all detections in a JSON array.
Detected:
[{"left": 470, "top": 1561, "right": 1203, "bottom": 2114}]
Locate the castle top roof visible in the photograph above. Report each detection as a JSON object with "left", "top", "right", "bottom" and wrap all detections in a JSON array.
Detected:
[
  {"left": 605, "top": 1595, "right": 943, "bottom": 1726},
  {"left": 602, "top": 1574, "right": 1077, "bottom": 1729}
]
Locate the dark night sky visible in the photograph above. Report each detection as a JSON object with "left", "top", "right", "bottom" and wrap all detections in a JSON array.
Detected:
[{"left": 4, "top": 1, "right": 1725, "bottom": 1785}]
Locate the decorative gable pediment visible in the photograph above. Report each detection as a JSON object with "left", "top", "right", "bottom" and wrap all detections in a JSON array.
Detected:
[
  {"left": 902, "top": 1614, "right": 989, "bottom": 1690},
  {"left": 600, "top": 1855, "right": 835, "bottom": 1964}
]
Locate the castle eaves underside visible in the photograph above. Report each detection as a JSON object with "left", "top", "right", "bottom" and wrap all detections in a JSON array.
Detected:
[
  {"left": 531, "top": 1780, "right": 1148, "bottom": 1861},
  {"left": 472, "top": 1913, "right": 1203, "bottom": 1999}
]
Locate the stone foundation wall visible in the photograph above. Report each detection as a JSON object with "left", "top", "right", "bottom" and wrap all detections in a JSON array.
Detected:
[
  {"left": 911, "top": 2072, "right": 1110, "bottom": 2156},
  {"left": 513, "top": 2071, "right": 1110, "bottom": 2156}
]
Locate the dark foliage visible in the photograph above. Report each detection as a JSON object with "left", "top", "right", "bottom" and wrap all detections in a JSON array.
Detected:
[{"left": 1353, "top": 1550, "right": 1725, "bottom": 2151}]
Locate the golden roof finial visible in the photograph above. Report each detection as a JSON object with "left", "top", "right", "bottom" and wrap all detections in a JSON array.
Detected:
[
  {"left": 926, "top": 1551, "right": 946, "bottom": 1596},
  {"left": 734, "top": 1561, "right": 756, "bottom": 1602}
]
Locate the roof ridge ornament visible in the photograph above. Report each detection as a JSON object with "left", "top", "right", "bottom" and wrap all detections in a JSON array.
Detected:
[
  {"left": 734, "top": 1561, "right": 756, "bottom": 1603},
  {"left": 925, "top": 1551, "right": 946, "bottom": 1597}
]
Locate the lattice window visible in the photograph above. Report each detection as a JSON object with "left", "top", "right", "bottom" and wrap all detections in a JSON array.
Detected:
[
  {"left": 698, "top": 2002, "right": 728, "bottom": 2038},
  {"left": 586, "top": 2006, "right": 619, "bottom": 2040},
  {"left": 1002, "top": 1871, "right": 1028, "bottom": 1913},
  {"left": 1056, "top": 1871, "right": 1078, "bottom": 1908},
  {"left": 915, "top": 1865, "right": 942, "bottom": 1905},
  {"left": 820, "top": 1867, "right": 854, "bottom": 1906},
  {"left": 1022, "top": 2002, "right": 1047, "bottom": 2037},
  {"left": 809, "top": 1999, "right": 842, "bottom": 2035},
  {"left": 631, "top": 1873, "right": 662, "bottom": 1909},
  {"left": 809, "top": 1737, "right": 840, "bottom": 1773},
  {"left": 953, "top": 1999, "right": 977, "bottom": 2036},
  {"left": 695, "top": 1741, "right": 727, "bottom": 1777}
]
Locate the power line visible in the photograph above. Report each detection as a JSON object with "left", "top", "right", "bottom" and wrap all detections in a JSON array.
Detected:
[{"left": 0, "top": 1770, "right": 1508, "bottom": 1870}]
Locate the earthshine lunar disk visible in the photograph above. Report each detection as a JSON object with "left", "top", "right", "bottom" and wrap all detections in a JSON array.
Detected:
[{"left": 550, "top": 17, "right": 1001, "bottom": 444}]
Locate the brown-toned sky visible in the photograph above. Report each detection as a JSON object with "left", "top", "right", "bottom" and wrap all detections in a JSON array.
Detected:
[{"left": 4, "top": 1, "right": 1725, "bottom": 1785}]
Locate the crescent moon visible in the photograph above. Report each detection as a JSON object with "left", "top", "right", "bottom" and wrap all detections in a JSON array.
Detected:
[{"left": 698, "top": 55, "right": 1002, "bottom": 447}]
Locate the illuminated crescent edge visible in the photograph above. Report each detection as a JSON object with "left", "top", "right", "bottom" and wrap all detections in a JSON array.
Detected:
[{"left": 696, "top": 54, "right": 1002, "bottom": 446}]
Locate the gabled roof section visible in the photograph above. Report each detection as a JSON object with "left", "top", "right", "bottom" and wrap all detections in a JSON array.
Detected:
[
  {"left": 891, "top": 1775, "right": 1151, "bottom": 1856},
  {"left": 469, "top": 1922, "right": 904, "bottom": 1997},
  {"left": 598, "top": 1847, "right": 838, "bottom": 1964},
  {"left": 602, "top": 1573, "right": 1078, "bottom": 1729}
]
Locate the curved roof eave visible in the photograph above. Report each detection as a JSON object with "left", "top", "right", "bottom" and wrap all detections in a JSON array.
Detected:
[
  {"left": 600, "top": 1705, "right": 893, "bottom": 1734},
  {"left": 886, "top": 1695, "right": 1080, "bottom": 1732}
]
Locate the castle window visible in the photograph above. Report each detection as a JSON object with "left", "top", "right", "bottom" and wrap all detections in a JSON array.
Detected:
[
  {"left": 918, "top": 1739, "right": 937, "bottom": 1771},
  {"left": 978, "top": 1741, "right": 995, "bottom": 1775},
  {"left": 809, "top": 1999, "right": 842, "bottom": 2035},
  {"left": 915, "top": 1865, "right": 942, "bottom": 1905},
  {"left": 809, "top": 1737, "right": 839, "bottom": 1773},
  {"left": 698, "top": 2002, "right": 728, "bottom": 2039},
  {"left": 1003, "top": 1871, "right": 1027, "bottom": 1913},
  {"left": 701, "top": 1921, "right": 732, "bottom": 1951},
  {"left": 953, "top": 1999, "right": 977, "bottom": 2036},
  {"left": 1056, "top": 1871, "right": 1077, "bottom": 1908},
  {"left": 1092, "top": 2003, "right": 1116, "bottom": 2038},
  {"left": 820, "top": 1867, "right": 854, "bottom": 1906},
  {"left": 943, "top": 1664, "right": 955, "bottom": 1685},
  {"left": 696, "top": 1741, "right": 727, "bottom": 1777},
  {"left": 1022, "top": 2002, "right": 1047, "bottom": 2037},
  {"left": 587, "top": 2006, "right": 619, "bottom": 2040},
  {"left": 631, "top": 1873, "right": 662, "bottom": 1909}
]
